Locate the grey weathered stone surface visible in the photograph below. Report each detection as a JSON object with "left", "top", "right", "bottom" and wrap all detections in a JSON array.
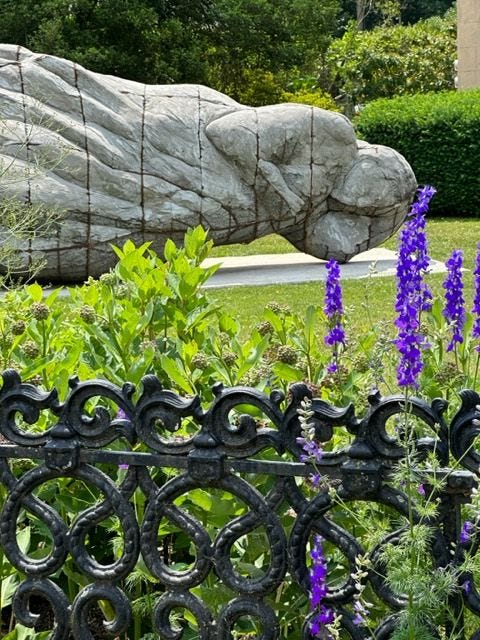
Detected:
[{"left": 0, "top": 44, "right": 417, "bottom": 282}]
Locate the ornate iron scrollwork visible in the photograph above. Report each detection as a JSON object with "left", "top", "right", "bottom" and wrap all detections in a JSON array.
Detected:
[{"left": 0, "top": 368, "right": 478, "bottom": 638}]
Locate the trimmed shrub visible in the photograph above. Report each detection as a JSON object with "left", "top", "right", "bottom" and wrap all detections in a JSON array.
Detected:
[
  {"left": 282, "top": 89, "right": 339, "bottom": 111},
  {"left": 355, "top": 89, "right": 480, "bottom": 216}
]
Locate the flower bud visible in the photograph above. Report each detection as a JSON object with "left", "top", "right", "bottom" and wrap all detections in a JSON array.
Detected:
[
  {"left": 31, "top": 302, "right": 49, "bottom": 321},
  {"left": 22, "top": 340, "right": 40, "bottom": 359}
]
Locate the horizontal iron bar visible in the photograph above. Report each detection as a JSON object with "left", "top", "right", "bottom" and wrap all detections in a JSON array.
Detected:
[
  {"left": 0, "top": 444, "right": 341, "bottom": 477},
  {"left": 0, "top": 446, "right": 475, "bottom": 487}
]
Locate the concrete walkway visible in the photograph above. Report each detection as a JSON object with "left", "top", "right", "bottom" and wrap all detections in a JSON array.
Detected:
[{"left": 202, "top": 248, "right": 447, "bottom": 288}]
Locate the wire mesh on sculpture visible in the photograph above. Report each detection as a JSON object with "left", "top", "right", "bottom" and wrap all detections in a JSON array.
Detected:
[{"left": 0, "top": 369, "right": 478, "bottom": 638}]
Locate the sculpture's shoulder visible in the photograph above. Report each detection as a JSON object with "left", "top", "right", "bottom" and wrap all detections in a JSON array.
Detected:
[
  {"left": 0, "top": 45, "right": 242, "bottom": 118},
  {"left": 0, "top": 43, "right": 74, "bottom": 74},
  {"left": 0, "top": 43, "right": 34, "bottom": 63},
  {"left": 147, "top": 83, "right": 240, "bottom": 107}
]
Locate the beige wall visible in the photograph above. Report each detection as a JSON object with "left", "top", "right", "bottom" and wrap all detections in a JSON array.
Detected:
[{"left": 457, "top": 0, "right": 480, "bottom": 88}]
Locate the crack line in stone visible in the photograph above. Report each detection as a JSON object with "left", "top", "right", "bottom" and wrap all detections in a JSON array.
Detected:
[
  {"left": 73, "top": 63, "right": 92, "bottom": 280},
  {"left": 16, "top": 47, "right": 33, "bottom": 272},
  {"left": 253, "top": 109, "right": 260, "bottom": 241},
  {"left": 140, "top": 85, "right": 146, "bottom": 242},
  {"left": 197, "top": 87, "right": 205, "bottom": 230}
]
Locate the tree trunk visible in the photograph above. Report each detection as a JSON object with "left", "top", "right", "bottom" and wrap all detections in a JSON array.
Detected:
[{"left": 356, "top": 0, "right": 367, "bottom": 29}]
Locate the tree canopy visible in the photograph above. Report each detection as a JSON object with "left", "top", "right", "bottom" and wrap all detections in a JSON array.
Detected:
[
  {"left": 340, "top": 0, "right": 455, "bottom": 29},
  {"left": 0, "top": 0, "right": 457, "bottom": 105},
  {"left": 326, "top": 9, "right": 456, "bottom": 105}
]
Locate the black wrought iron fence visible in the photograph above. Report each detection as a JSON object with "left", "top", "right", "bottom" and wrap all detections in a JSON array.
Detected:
[{"left": 0, "top": 368, "right": 479, "bottom": 639}]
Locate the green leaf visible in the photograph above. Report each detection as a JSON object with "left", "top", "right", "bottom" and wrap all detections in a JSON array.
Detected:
[
  {"left": 164, "top": 238, "right": 177, "bottom": 262},
  {"left": 263, "top": 308, "right": 284, "bottom": 334},
  {"left": 188, "top": 489, "right": 213, "bottom": 511},
  {"left": 17, "top": 526, "right": 30, "bottom": 554},
  {"left": 272, "top": 361, "right": 304, "bottom": 383},
  {"left": 219, "top": 313, "right": 239, "bottom": 335},
  {"left": 1, "top": 574, "right": 20, "bottom": 608},
  {"left": 25, "top": 283, "right": 44, "bottom": 302},
  {"left": 158, "top": 355, "right": 195, "bottom": 394}
]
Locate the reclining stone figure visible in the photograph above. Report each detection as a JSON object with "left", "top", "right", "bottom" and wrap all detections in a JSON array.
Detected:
[{"left": 0, "top": 44, "right": 416, "bottom": 282}]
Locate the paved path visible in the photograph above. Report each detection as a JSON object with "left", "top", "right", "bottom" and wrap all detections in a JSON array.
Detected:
[{"left": 202, "top": 248, "right": 447, "bottom": 288}]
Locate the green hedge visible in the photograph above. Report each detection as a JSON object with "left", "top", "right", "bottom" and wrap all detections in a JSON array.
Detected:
[{"left": 355, "top": 90, "right": 480, "bottom": 216}]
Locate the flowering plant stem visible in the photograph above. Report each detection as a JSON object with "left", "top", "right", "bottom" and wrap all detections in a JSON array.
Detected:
[{"left": 403, "top": 392, "right": 416, "bottom": 640}]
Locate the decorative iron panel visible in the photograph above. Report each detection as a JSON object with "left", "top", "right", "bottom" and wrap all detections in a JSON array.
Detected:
[{"left": 0, "top": 369, "right": 479, "bottom": 639}]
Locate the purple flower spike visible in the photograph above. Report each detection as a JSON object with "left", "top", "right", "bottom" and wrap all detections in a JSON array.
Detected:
[
  {"left": 310, "top": 607, "right": 335, "bottom": 637},
  {"left": 309, "top": 473, "right": 323, "bottom": 488},
  {"left": 324, "top": 258, "right": 345, "bottom": 373},
  {"left": 443, "top": 250, "right": 465, "bottom": 352},
  {"left": 324, "top": 324, "right": 345, "bottom": 347},
  {"left": 460, "top": 520, "right": 474, "bottom": 545},
  {"left": 394, "top": 185, "right": 435, "bottom": 388},
  {"left": 310, "top": 535, "right": 328, "bottom": 607},
  {"left": 309, "top": 535, "right": 335, "bottom": 638},
  {"left": 472, "top": 242, "right": 480, "bottom": 348},
  {"left": 324, "top": 259, "right": 343, "bottom": 319}
]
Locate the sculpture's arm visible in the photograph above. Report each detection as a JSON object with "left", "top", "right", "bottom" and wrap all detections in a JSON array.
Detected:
[
  {"left": 205, "top": 109, "right": 306, "bottom": 213},
  {"left": 256, "top": 159, "right": 304, "bottom": 210}
]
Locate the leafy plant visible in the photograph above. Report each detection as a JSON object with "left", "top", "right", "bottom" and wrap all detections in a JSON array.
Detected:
[
  {"left": 4, "top": 210, "right": 480, "bottom": 638},
  {"left": 325, "top": 8, "right": 456, "bottom": 105}
]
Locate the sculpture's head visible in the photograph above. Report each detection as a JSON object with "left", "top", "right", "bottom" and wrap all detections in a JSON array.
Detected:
[{"left": 283, "top": 140, "right": 417, "bottom": 262}]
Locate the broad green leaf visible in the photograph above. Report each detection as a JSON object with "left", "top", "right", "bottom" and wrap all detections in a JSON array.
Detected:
[
  {"left": 25, "top": 283, "right": 43, "bottom": 302},
  {"left": 164, "top": 238, "right": 177, "bottom": 262},
  {"left": 1, "top": 574, "right": 20, "bottom": 608},
  {"left": 272, "top": 361, "right": 304, "bottom": 383},
  {"left": 159, "top": 355, "right": 194, "bottom": 394}
]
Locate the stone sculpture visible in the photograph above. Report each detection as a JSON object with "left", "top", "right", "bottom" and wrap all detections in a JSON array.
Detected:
[{"left": 0, "top": 44, "right": 417, "bottom": 282}]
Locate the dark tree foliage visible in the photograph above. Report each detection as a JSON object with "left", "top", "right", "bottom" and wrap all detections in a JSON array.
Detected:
[
  {"left": 0, "top": 0, "right": 216, "bottom": 84},
  {"left": 339, "top": 0, "right": 455, "bottom": 29},
  {"left": 0, "top": 0, "right": 452, "bottom": 103},
  {"left": 207, "top": 0, "right": 340, "bottom": 101},
  {"left": 400, "top": 0, "right": 455, "bottom": 24},
  {"left": 0, "top": 0, "right": 341, "bottom": 100}
]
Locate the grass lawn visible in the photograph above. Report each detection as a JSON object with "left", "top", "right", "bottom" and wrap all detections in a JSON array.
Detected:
[{"left": 208, "top": 217, "right": 480, "bottom": 337}]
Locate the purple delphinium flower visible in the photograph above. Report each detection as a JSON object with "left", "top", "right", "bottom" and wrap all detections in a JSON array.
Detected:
[
  {"left": 394, "top": 185, "right": 436, "bottom": 388},
  {"left": 443, "top": 250, "right": 465, "bottom": 352},
  {"left": 463, "top": 579, "right": 472, "bottom": 595},
  {"left": 417, "top": 484, "right": 426, "bottom": 497},
  {"left": 309, "top": 473, "right": 323, "bottom": 488},
  {"left": 352, "top": 599, "right": 369, "bottom": 626},
  {"left": 324, "top": 258, "right": 345, "bottom": 373},
  {"left": 310, "top": 608, "right": 334, "bottom": 637},
  {"left": 297, "top": 436, "right": 324, "bottom": 464},
  {"left": 309, "top": 535, "right": 334, "bottom": 638},
  {"left": 324, "top": 258, "right": 344, "bottom": 318},
  {"left": 472, "top": 243, "right": 480, "bottom": 349},
  {"left": 460, "top": 520, "right": 474, "bottom": 545}
]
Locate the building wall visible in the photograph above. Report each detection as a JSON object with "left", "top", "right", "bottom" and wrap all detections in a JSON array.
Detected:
[{"left": 457, "top": 0, "right": 480, "bottom": 88}]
